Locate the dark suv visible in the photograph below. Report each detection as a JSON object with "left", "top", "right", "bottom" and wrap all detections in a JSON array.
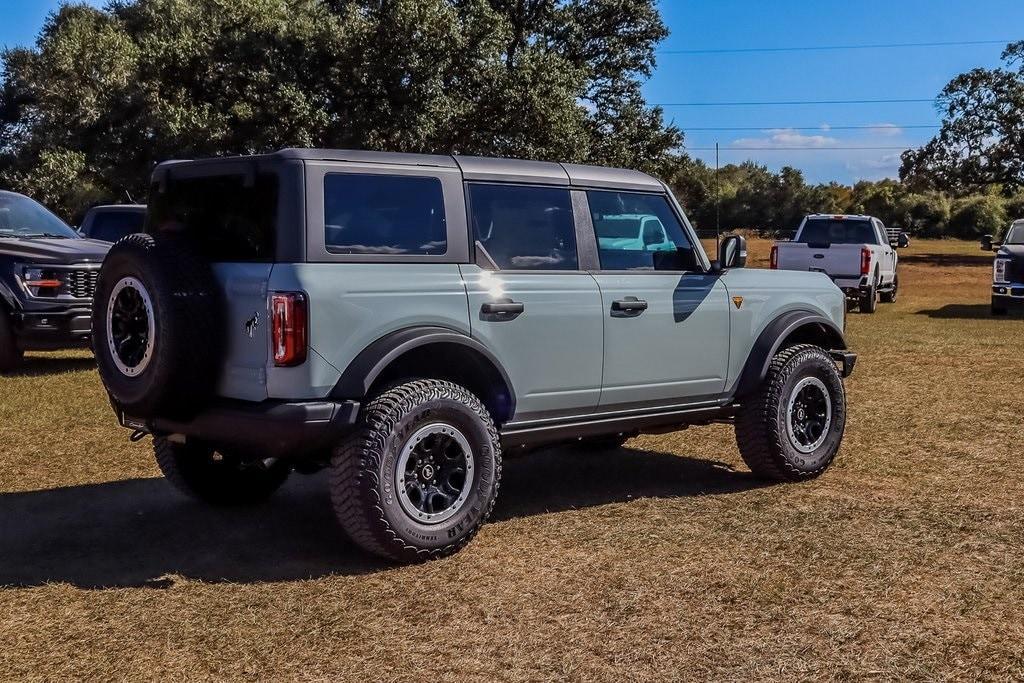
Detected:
[{"left": 0, "top": 191, "right": 110, "bottom": 371}]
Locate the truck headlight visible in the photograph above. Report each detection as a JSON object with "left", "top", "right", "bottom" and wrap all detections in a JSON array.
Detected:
[
  {"left": 994, "top": 259, "right": 1010, "bottom": 284},
  {"left": 19, "top": 266, "right": 64, "bottom": 297}
]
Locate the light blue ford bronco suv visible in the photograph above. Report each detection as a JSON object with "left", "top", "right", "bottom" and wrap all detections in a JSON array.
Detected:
[{"left": 92, "top": 149, "right": 856, "bottom": 563}]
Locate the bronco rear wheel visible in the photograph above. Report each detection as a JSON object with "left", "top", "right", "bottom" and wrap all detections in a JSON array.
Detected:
[
  {"left": 92, "top": 234, "right": 223, "bottom": 418},
  {"left": 330, "top": 379, "right": 501, "bottom": 563},
  {"left": 735, "top": 344, "right": 846, "bottom": 482}
]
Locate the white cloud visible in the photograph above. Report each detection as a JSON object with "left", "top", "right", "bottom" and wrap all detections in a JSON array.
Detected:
[
  {"left": 731, "top": 129, "right": 839, "bottom": 149},
  {"left": 866, "top": 123, "right": 903, "bottom": 137}
]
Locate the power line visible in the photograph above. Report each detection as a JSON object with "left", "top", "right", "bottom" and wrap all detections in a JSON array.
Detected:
[
  {"left": 656, "top": 98, "right": 934, "bottom": 107},
  {"left": 658, "top": 39, "right": 1015, "bottom": 55},
  {"left": 683, "top": 124, "right": 939, "bottom": 131}
]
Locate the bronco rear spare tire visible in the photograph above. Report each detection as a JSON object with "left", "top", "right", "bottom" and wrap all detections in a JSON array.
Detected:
[{"left": 92, "top": 234, "right": 224, "bottom": 418}]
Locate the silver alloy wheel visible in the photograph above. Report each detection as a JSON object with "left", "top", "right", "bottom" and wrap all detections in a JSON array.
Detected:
[
  {"left": 106, "top": 276, "right": 156, "bottom": 377},
  {"left": 785, "top": 376, "right": 832, "bottom": 454},
  {"left": 395, "top": 423, "right": 474, "bottom": 524}
]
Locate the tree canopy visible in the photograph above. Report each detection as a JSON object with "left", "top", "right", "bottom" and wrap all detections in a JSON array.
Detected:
[
  {"left": 900, "top": 41, "right": 1024, "bottom": 194},
  {"left": 0, "top": 0, "right": 681, "bottom": 218}
]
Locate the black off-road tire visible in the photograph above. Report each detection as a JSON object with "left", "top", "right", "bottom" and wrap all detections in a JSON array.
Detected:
[
  {"left": 92, "top": 234, "right": 223, "bottom": 418},
  {"left": 992, "top": 298, "right": 1008, "bottom": 316},
  {"left": 879, "top": 275, "right": 898, "bottom": 303},
  {"left": 330, "top": 379, "right": 501, "bottom": 563},
  {"left": 859, "top": 282, "right": 878, "bottom": 313},
  {"left": 735, "top": 344, "right": 846, "bottom": 482},
  {"left": 0, "top": 311, "right": 23, "bottom": 373},
  {"left": 574, "top": 433, "right": 630, "bottom": 451},
  {"left": 154, "top": 437, "right": 291, "bottom": 505}
]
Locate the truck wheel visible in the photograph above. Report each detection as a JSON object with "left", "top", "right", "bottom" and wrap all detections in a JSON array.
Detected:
[
  {"left": 859, "top": 283, "right": 877, "bottom": 313},
  {"left": 330, "top": 379, "right": 501, "bottom": 563},
  {"left": 879, "top": 275, "right": 898, "bottom": 303},
  {"left": 0, "top": 311, "right": 23, "bottom": 373},
  {"left": 992, "top": 298, "right": 1008, "bottom": 316},
  {"left": 154, "top": 437, "right": 290, "bottom": 505},
  {"left": 735, "top": 344, "right": 846, "bottom": 482}
]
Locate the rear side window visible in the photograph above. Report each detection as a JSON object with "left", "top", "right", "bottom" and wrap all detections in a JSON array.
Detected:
[
  {"left": 87, "top": 211, "right": 145, "bottom": 243},
  {"left": 469, "top": 184, "right": 577, "bottom": 270},
  {"left": 798, "top": 219, "right": 878, "bottom": 245},
  {"left": 324, "top": 174, "right": 447, "bottom": 255},
  {"left": 587, "top": 190, "right": 698, "bottom": 271},
  {"left": 149, "top": 173, "right": 278, "bottom": 261}
]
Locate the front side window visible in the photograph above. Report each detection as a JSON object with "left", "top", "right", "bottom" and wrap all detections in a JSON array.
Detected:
[
  {"left": 469, "top": 184, "right": 577, "bottom": 270},
  {"left": 588, "top": 190, "right": 698, "bottom": 271},
  {"left": 324, "top": 174, "right": 447, "bottom": 255}
]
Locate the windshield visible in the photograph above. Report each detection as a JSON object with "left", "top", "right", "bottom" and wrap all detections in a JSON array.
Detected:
[
  {"left": 796, "top": 219, "right": 877, "bottom": 245},
  {"left": 1004, "top": 223, "right": 1024, "bottom": 245},
  {"left": 0, "top": 193, "right": 79, "bottom": 239}
]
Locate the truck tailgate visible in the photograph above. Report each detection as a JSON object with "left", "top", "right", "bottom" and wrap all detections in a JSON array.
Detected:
[{"left": 776, "top": 243, "right": 863, "bottom": 278}]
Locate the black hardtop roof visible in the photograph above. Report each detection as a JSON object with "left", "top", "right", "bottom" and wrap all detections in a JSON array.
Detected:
[{"left": 153, "top": 148, "right": 665, "bottom": 191}]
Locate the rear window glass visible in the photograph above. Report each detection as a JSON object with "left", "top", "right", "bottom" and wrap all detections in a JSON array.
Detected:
[
  {"left": 797, "top": 219, "right": 878, "bottom": 245},
  {"left": 86, "top": 210, "right": 145, "bottom": 243},
  {"left": 469, "top": 184, "right": 577, "bottom": 270},
  {"left": 149, "top": 173, "right": 278, "bottom": 261},
  {"left": 324, "top": 174, "right": 447, "bottom": 255}
]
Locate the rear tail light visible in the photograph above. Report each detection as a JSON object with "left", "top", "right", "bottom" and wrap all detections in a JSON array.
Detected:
[
  {"left": 770, "top": 245, "right": 779, "bottom": 269},
  {"left": 270, "top": 292, "right": 307, "bottom": 367},
  {"left": 860, "top": 247, "right": 871, "bottom": 276}
]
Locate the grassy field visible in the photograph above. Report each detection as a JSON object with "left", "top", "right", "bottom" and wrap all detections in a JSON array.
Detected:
[{"left": 1, "top": 239, "right": 1022, "bottom": 681}]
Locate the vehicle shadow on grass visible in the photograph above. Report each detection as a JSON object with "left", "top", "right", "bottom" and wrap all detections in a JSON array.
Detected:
[
  {"left": 4, "top": 355, "right": 96, "bottom": 378},
  {"left": 0, "top": 446, "right": 764, "bottom": 589},
  {"left": 918, "top": 304, "right": 1021, "bottom": 319}
]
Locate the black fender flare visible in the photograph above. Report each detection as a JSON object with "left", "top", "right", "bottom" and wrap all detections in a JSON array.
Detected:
[
  {"left": 331, "top": 326, "right": 516, "bottom": 420},
  {"left": 734, "top": 310, "right": 847, "bottom": 398}
]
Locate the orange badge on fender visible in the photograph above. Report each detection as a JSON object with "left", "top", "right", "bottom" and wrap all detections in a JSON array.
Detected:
[{"left": 732, "top": 296, "right": 744, "bottom": 309}]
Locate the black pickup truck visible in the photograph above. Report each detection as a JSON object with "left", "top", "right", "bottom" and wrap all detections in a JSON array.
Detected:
[{"left": 0, "top": 190, "right": 110, "bottom": 371}]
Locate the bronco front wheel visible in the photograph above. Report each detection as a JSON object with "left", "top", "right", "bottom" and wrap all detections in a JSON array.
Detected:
[
  {"left": 734, "top": 344, "right": 846, "bottom": 482},
  {"left": 330, "top": 379, "right": 501, "bottom": 563}
]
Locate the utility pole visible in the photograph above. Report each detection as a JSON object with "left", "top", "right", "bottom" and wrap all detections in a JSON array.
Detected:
[{"left": 715, "top": 141, "right": 721, "bottom": 253}]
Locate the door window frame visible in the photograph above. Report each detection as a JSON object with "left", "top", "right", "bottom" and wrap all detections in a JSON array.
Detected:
[{"left": 465, "top": 181, "right": 589, "bottom": 275}]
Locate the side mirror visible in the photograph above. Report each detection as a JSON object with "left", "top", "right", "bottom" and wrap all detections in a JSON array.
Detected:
[
  {"left": 897, "top": 232, "right": 909, "bottom": 249},
  {"left": 718, "top": 234, "right": 747, "bottom": 269},
  {"left": 981, "top": 235, "right": 992, "bottom": 251}
]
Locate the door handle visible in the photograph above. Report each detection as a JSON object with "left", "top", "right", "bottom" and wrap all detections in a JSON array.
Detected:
[
  {"left": 481, "top": 301, "right": 525, "bottom": 316},
  {"left": 611, "top": 298, "right": 648, "bottom": 313}
]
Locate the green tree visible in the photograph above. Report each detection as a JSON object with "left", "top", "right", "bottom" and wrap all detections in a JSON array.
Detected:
[
  {"left": 948, "top": 195, "right": 1008, "bottom": 239},
  {"left": 1, "top": 0, "right": 681, "bottom": 218},
  {"left": 900, "top": 41, "right": 1024, "bottom": 194}
]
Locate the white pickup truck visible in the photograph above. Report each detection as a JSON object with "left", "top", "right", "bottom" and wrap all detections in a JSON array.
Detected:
[{"left": 771, "top": 214, "right": 909, "bottom": 313}]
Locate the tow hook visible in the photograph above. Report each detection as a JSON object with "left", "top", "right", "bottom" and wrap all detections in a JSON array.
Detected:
[{"left": 129, "top": 429, "right": 148, "bottom": 443}]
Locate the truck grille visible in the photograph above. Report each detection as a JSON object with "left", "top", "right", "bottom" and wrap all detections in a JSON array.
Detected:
[{"left": 65, "top": 268, "right": 99, "bottom": 299}]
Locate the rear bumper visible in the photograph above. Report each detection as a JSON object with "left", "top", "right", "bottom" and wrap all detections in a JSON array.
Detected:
[
  {"left": 992, "top": 284, "right": 1024, "bottom": 299},
  {"left": 120, "top": 399, "right": 361, "bottom": 458}
]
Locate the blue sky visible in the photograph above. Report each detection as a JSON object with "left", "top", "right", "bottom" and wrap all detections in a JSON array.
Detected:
[{"left": 3, "top": 0, "right": 1022, "bottom": 184}]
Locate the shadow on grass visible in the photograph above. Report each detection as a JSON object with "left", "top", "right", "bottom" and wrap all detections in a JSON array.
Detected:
[
  {"left": 4, "top": 355, "right": 96, "bottom": 378},
  {"left": 899, "top": 253, "right": 994, "bottom": 267},
  {"left": 917, "top": 304, "right": 1021, "bottom": 319},
  {"left": 0, "top": 446, "right": 764, "bottom": 589}
]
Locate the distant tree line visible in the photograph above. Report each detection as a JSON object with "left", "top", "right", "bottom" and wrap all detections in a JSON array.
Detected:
[{"left": 668, "top": 159, "right": 1024, "bottom": 240}]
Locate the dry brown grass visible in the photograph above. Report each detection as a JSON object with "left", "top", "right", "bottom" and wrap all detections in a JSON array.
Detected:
[{"left": 1, "top": 239, "right": 1022, "bottom": 681}]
